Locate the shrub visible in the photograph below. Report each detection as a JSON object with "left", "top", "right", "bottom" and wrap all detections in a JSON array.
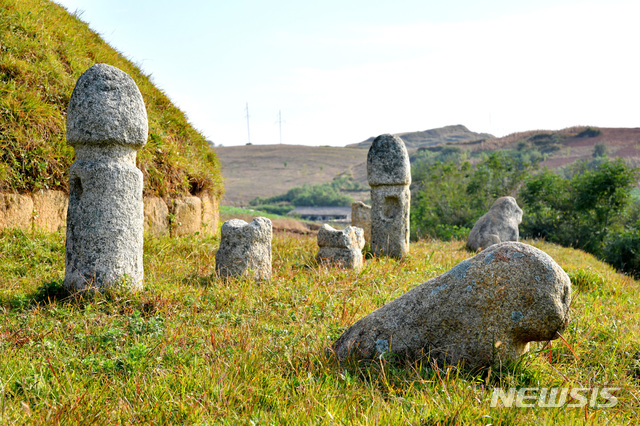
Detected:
[
  {"left": 603, "top": 228, "right": 640, "bottom": 278},
  {"left": 577, "top": 127, "right": 602, "bottom": 138},
  {"left": 520, "top": 158, "right": 638, "bottom": 255}
]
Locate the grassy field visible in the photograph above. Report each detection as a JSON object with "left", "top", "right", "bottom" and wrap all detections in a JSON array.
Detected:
[{"left": 0, "top": 225, "right": 639, "bottom": 424}]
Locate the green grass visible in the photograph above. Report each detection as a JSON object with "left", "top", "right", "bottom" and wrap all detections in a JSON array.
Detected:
[
  {"left": 0, "top": 228, "right": 638, "bottom": 424},
  {"left": 0, "top": 0, "right": 223, "bottom": 198}
]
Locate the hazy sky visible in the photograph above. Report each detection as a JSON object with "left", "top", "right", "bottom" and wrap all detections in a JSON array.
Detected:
[{"left": 54, "top": 0, "right": 640, "bottom": 146}]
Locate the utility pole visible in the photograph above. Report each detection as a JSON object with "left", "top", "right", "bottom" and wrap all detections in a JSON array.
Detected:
[{"left": 245, "top": 102, "right": 251, "bottom": 144}]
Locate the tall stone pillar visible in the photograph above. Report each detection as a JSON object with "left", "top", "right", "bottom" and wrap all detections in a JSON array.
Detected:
[
  {"left": 367, "top": 134, "right": 411, "bottom": 258},
  {"left": 64, "top": 64, "right": 148, "bottom": 291}
]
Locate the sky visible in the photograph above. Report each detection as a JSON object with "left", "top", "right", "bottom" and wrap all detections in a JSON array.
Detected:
[{"left": 53, "top": 0, "right": 640, "bottom": 147}]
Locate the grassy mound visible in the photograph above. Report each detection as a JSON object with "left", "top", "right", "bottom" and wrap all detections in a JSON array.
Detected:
[
  {"left": 0, "top": 227, "right": 638, "bottom": 423},
  {"left": 0, "top": 0, "right": 223, "bottom": 198}
]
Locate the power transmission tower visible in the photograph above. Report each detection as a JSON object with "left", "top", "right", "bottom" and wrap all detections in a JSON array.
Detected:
[{"left": 245, "top": 102, "right": 251, "bottom": 144}]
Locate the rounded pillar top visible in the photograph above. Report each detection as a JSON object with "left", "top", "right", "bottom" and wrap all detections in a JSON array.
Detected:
[
  {"left": 66, "top": 63, "right": 148, "bottom": 148},
  {"left": 367, "top": 134, "right": 411, "bottom": 186}
]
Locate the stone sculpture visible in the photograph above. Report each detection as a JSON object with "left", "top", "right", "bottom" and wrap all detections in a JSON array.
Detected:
[
  {"left": 316, "top": 224, "right": 365, "bottom": 270},
  {"left": 215, "top": 217, "right": 272, "bottom": 280},
  {"left": 367, "top": 134, "right": 411, "bottom": 258},
  {"left": 64, "top": 64, "right": 148, "bottom": 291},
  {"left": 351, "top": 201, "right": 371, "bottom": 248},
  {"left": 330, "top": 242, "right": 571, "bottom": 368},
  {"left": 467, "top": 196, "right": 523, "bottom": 252}
]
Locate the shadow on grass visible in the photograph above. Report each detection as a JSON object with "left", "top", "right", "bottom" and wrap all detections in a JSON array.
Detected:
[
  {"left": 322, "top": 342, "right": 542, "bottom": 392},
  {"left": 1, "top": 279, "right": 72, "bottom": 310},
  {"left": 1, "top": 280, "right": 164, "bottom": 317}
]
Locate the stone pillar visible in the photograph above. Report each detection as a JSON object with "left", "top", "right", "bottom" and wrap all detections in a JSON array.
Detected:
[
  {"left": 64, "top": 64, "right": 148, "bottom": 292},
  {"left": 351, "top": 201, "right": 371, "bottom": 247},
  {"left": 215, "top": 217, "right": 272, "bottom": 280},
  {"left": 367, "top": 134, "right": 411, "bottom": 258}
]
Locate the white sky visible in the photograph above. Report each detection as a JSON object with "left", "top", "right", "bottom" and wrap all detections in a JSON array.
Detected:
[{"left": 54, "top": 0, "right": 640, "bottom": 146}]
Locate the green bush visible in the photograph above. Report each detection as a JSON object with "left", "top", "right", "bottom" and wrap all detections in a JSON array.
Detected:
[
  {"left": 412, "top": 151, "right": 640, "bottom": 277},
  {"left": 249, "top": 176, "right": 358, "bottom": 208},
  {"left": 521, "top": 158, "right": 638, "bottom": 255},
  {"left": 577, "top": 127, "right": 602, "bottom": 138},
  {"left": 411, "top": 151, "right": 537, "bottom": 239},
  {"left": 603, "top": 227, "right": 640, "bottom": 278}
]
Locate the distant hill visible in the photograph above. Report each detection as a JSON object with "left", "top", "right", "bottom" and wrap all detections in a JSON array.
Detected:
[
  {"left": 430, "top": 126, "right": 640, "bottom": 170},
  {"left": 218, "top": 126, "right": 640, "bottom": 206},
  {"left": 216, "top": 145, "right": 368, "bottom": 206},
  {"left": 348, "top": 125, "right": 494, "bottom": 150},
  {"left": 0, "top": 0, "right": 223, "bottom": 198}
]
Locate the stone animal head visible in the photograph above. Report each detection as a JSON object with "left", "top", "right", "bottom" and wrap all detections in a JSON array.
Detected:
[{"left": 490, "top": 196, "right": 523, "bottom": 223}]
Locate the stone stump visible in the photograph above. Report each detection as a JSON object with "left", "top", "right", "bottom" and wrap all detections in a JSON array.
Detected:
[
  {"left": 215, "top": 217, "right": 272, "bottom": 280},
  {"left": 367, "top": 134, "right": 411, "bottom": 258},
  {"left": 316, "top": 224, "right": 365, "bottom": 271},
  {"left": 330, "top": 242, "right": 571, "bottom": 368},
  {"left": 467, "top": 197, "right": 523, "bottom": 252},
  {"left": 64, "top": 64, "right": 148, "bottom": 292},
  {"left": 351, "top": 201, "right": 371, "bottom": 248}
]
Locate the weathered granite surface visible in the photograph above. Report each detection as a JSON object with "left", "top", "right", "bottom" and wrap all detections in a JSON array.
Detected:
[
  {"left": 316, "top": 224, "right": 365, "bottom": 270},
  {"left": 367, "top": 134, "right": 411, "bottom": 187},
  {"left": 351, "top": 201, "right": 371, "bottom": 247},
  {"left": 64, "top": 64, "right": 147, "bottom": 292},
  {"left": 367, "top": 134, "right": 411, "bottom": 258},
  {"left": 201, "top": 192, "right": 219, "bottom": 236},
  {"left": 66, "top": 64, "right": 148, "bottom": 147},
  {"left": 32, "top": 190, "right": 68, "bottom": 232},
  {"left": 0, "top": 193, "right": 33, "bottom": 230},
  {"left": 216, "top": 217, "right": 272, "bottom": 280},
  {"left": 171, "top": 196, "right": 202, "bottom": 237},
  {"left": 143, "top": 197, "right": 169, "bottom": 237},
  {"left": 0, "top": 190, "right": 218, "bottom": 237},
  {"left": 467, "top": 197, "right": 523, "bottom": 252},
  {"left": 330, "top": 242, "right": 571, "bottom": 368}
]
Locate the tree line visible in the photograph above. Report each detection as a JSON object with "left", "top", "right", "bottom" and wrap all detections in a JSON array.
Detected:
[{"left": 410, "top": 144, "right": 640, "bottom": 277}]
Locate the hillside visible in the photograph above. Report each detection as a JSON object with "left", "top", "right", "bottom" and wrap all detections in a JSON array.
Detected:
[
  {"left": 348, "top": 124, "right": 494, "bottom": 149},
  {"left": 0, "top": 0, "right": 223, "bottom": 198},
  {"left": 218, "top": 126, "right": 640, "bottom": 206},
  {"left": 216, "top": 144, "right": 368, "bottom": 206}
]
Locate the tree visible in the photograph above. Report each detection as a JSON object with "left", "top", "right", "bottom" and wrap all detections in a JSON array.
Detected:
[
  {"left": 592, "top": 143, "right": 608, "bottom": 158},
  {"left": 520, "top": 158, "right": 638, "bottom": 255}
]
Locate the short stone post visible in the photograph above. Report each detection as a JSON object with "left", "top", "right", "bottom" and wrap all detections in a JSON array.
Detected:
[
  {"left": 215, "top": 217, "right": 272, "bottom": 280},
  {"left": 64, "top": 64, "right": 148, "bottom": 291},
  {"left": 351, "top": 201, "right": 371, "bottom": 247},
  {"left": 367, "top": 134, "right": 411, "bottom": 258},
  {"left": 316, "top": 224, "right": 365, "bottom": 271}
]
